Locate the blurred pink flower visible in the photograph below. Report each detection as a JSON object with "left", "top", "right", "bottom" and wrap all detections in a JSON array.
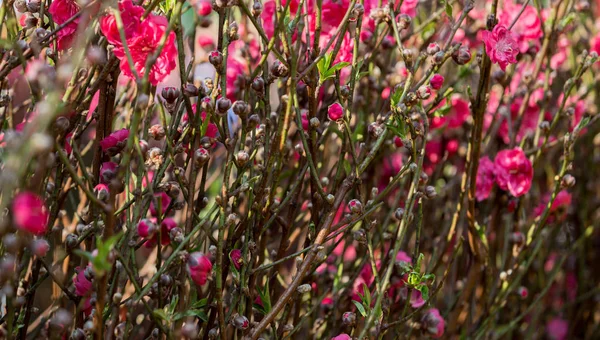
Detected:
[
  {"left": 12, "top": 192, "right": 48, "bottom": 236},
  {"left": 482, "top": 25, "right": 519, "bottom": 71},
  {"left": 476, "top": 157, "right": 496, "bottom": 201},
  {"left": 332, "top": 334, "right": 352, "bottom": 340},
  {"left": 73, "top": 266, "right": 93, "bottom": 296},
  {"left": 546, "top": 317, "right": 568, "bottom": 340},
  {"left": 494, "top": 147, "right": 533, "bottom": 197},
  {"left": 533, "top": 190, "right": 572, "bottom": 223},
  {"left": 422, "top": 308, "right": 445, "bottom": 338},
  {"left": 431, "top": 96, "right": 470, "bottom": 129},
  {"left": 48, "top": 0, "right": 81, "bottom": 50},
  {"left": 430, "top": 74, "right": 444, "bottom": 90},
  {"left": 498, "top": 0, "right": 543, "bottom": 53},
  {"left": 230, "top": 249, "right": 243, "bottom": 270},
  {"left": 99, "top": 129, "right": 129, "bottom": 156},
  {"left": 187, "top": 252, "right": 213, "bottom": 286},
  {"left": 100, "top": 0, "right": 144, "bottom": 46}
]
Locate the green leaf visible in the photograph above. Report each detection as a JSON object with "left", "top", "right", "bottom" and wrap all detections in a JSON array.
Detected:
[
  {"left": 173, "top": 310, "right": 208, "bottom": 321},
  {"left": 416, "top": 253, "right": 424, "bottom": 273},
  {"left": 190, "top": 298, "right": 208, "bottom": 309},
  {"left": 328, "top": 62, "right": 351, "bottom": 73},
  {"left": 444, "top": 0, "right": 453, "bottom": 19},
  {"left": 352, "top": 300, "right": 367, "bottom": 317},
  {"left": 390, "top": 87, "right": 403, "bottom": 108},
  {"left": 361, "top": 283, "right": 372, "bottom": 308},
  {"left": 153, "top": 309, "right": 169, "bottom": 321},
  {"left": 418, "top": 284, "right": 430, "bottom": 301},
  {"left": 576, "top": 116, "right": 590, "bottom": 131}
]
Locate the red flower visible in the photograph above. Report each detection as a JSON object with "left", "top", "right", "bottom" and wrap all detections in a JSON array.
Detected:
[
  {"left": 187, "top": 252, "right": 213, "bottom": 286},
  {"left": 12, "top": 192, "right": 49, "bottom": 235},
  {"left": 99, "top": 129, "right": 129, "bottom": 156},
  {"left": 48, "top": 0, "right": 81, "bottom": 50},
  {"left": 494, "top": 147, "right": 533, "bottom": 197},
  {"left": 476, "top": 157, "right": 496, "bottom": 201},
  {"left": 482, "top": 25, "right": 519, "bottom": 71}
]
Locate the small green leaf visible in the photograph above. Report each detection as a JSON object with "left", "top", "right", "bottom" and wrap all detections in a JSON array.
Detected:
[
  {"left": 444, "top": 0, "right": 453, "bottom": 19},
  {"left": 173, "top": 310, "right": 208, "bottom": 321},
  {"left": 362, "top": 283, "right": 372, "bottom": 308},
  {"left": 352, "top": 300, "right": 367, "bottom": 317},
  {"left": 418, "top": 284, "right": 430, "bottom": 301},
  {"left": 153, "top": 309, "right": 169, "bottom": 321},
  {"left": 191, "top": 298, "right": 208, "bottom": 309}
]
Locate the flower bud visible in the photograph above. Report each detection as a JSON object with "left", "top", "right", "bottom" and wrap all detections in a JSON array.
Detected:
[
  {"left": 236, "top": 150, "right": 250, "bottom": 167},
  {"left": 209, "top": 50, "right": 223, "bottom": 69},
  {"left": 184, "top": 83, "right": 199, "bottom": 97},
  {"left": 427, "top": 43, "right": 441, "bottom": 55},
  {"left": 161, "top": 87, "right": 179, "bottom": 104},
  {"left": 348, "top": 199, "right": 363, "bottom": 214},
  {"left": 252, "top": 0, "right": 263, "bottom": 15},
  {"left": 187, "top": 252, "right": 213, "bottom": 286},
  {"left": 325, "top": 194, "right": 335, "bottom": 205},
  {"left": 561, "top": 174, "right": 576, "bottom": 188},
  {"left": 342, "top": 312, "right": 356, "bottom": 326},
  {"left": 148, "top": 124, "right": 166, "bottom": 140},
  {"left": 394, "top": 136, "right": 404, "bottom": 148},
  {"left": 353, "top": 229, "right": 367, "bottom": 243},
  {"left": 394, "top": 208, "right": 405, "bottom": 220},
  {"left": 432, "top": 51, "right": 445, "bottom": 65},
  {"left": 417, "top": 85, "right": 431, "bottom": 100},
  {"left": 232, "top": 100, "right": 250, "bottom": 117},
  {"left": 517, "top": 286, "right": 528, "bottom": 299},
  {"left": 232, "top": 314, "right": 249, "bottom": 330},
  {"left": 424, "top": 186, "right": 437, "bottom": 199},
  {"left": 397, "top": 13, "right": 412, "bottom": 29},
  {"left": 216, "top": 97, "right": 232, "bottom": 115},
  {"left": 230, "top": 249, "right": 243, "bottom": 270},
  {"left": 429, "top": 74, "right": 444, "bottom": 90},
  {"left": 31, "top": 239, "right": 50, "bottom": 257},
  {"left": 251, "top": 76, "right": 265, "bottom": 93},
  {"left": 452, "top": 46, "right": 472, "bottom": 65},
  {"left": 310, "top": 117, "right": 320, "bottom": 128},
  {"left": 328, "top": 103, "right": 344, "bottom": 121},
  {"left": 270, "top": 60, "right": 289, "bottom": 78},
  {"left": 65, "top": 233, "right": 78, "bottom": 249},
  {"left": 194, "top": 148, "right": 210, "bottom": 168},
  {"left": 297, "top": 284, "right": 312, "bottom": 294}
]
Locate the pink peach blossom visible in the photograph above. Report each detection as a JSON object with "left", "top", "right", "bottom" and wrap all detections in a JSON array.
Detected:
[
  {"left": 482, "top": 25, "right": 519, "bottom": 71},
  {"left": 187, "top": 252, "right": 213, "bottom": 286},
  {"left": 494, "top": 147, "right": 533, "bottom": 197},
  {"left": 12, "top": 192, "right": 49, "bottom": 236},
  {"left": 476, "top": 157, "right": 496, "bottom": 201}
]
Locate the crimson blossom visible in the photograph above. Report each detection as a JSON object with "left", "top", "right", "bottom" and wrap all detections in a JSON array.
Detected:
[{"left": 48, "top": 0, "right": 81, "bottom": 50}]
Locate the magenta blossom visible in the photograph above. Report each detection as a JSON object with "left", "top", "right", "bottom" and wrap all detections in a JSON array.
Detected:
[
  {"left": 476, "top": 157, "right": 496, "bottom": 201},
  {"left": 48, "top": 0, "right": 81, "bottom": 50},
  {"left": 187, "top": 252, "right": 213, "bottom": 286},
  {"left": 328, "top": 103, "right": 344, "bottom": 121},
  {"left": 422, "top": 308, "right": 445, "bottom": 338},
  {"left": 12, "top": 192, "right": 49, "bottom": 236},
  {"left": 73, "top": 266, "right": 93, "bottom": 297},
  {"left": 533, "top": 190, "right": 572, "bottom": 223},
  {"left": 494, "top": 148, "right": 533, "bottom": 197},
  {"left": 546, "top": 317, "right": 568, "bottom": 340},
  {"left": 230, "top": 249, "right": 243, "bottom": 270},
  {"left": 429, "top": 74, "right": 444, "bottom": 90},
  {"left": 99, "top": 129, "right": 129, "bottom": 156},
  {"left": 332, "top": 334, "right": 352, "bottom": 340},
  {"left": 482, "top": 25, "right": 519, "bottom": 71}
]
